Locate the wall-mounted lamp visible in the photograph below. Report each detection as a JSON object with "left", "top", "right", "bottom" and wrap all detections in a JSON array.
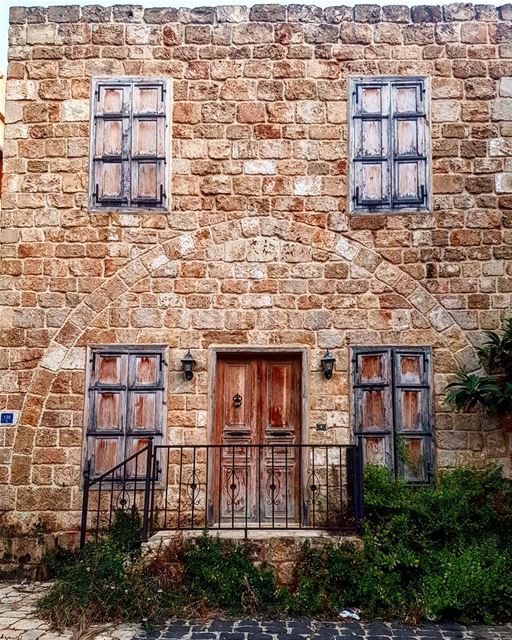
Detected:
[
  {"left": 181, "top": 349, "right": 196, "bottom": 381},
  {"left": 320, "top": 349, "right": 336, "bottom": 380}
]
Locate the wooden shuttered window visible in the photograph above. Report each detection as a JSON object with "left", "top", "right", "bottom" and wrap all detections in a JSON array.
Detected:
[
  {"left": 85, "top": 347, "right": 166, "bottom": 479},
  {"left": 349, "top": 76, "right": 430, "bottom": 214},
  {"left": 352, "top": 347, "right": 434, "bottom": 483},
  {"left": 90, "top": 78, "right": 169, "bottom": 211}
]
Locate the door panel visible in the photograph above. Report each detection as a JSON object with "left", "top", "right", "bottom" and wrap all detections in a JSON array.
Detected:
[{"left": 213, "top": 353, "right": 301, "bottom": 525}]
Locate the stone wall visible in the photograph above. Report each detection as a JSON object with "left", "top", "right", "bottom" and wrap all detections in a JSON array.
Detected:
[
  {"left": 0, "top": 74, "right": 5, "bottom": 203},
  {"left": 1, "top": 3, "right": 512, "bottom": 535}
]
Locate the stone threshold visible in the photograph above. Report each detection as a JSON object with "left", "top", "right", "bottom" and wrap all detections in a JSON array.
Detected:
[{"left": 145, "top": 528, "right": 360, "bottom": 549}]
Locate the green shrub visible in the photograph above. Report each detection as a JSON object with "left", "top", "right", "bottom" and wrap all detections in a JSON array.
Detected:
[
  {"left": 182, "top": 534, "right": 285, "bottom": 615},
  {"left": 38, "top": 466, "right": 512, "bottom": 628},
  {"left": 446, "top": 319, "right": 512, "bottom": 415},
  {"left": 420, "top": 538, "right": 512, "bottom": 625},
  {"left": 37, "top": 535, "right": 170, "bottom": 629},
  {"left": 291, "top": 465, "right": 512, "bottom": 624}
]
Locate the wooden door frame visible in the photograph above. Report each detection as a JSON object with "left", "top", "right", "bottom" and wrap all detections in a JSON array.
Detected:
[{"left": 207, "top": 345, "right": 310, "bottom": 526}]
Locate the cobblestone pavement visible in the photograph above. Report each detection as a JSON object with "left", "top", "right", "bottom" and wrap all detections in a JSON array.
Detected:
[
  {"left": 137, "top": 620, "right": 512, "bottom": 640},
  {"left": 0, "top": 583, "right": 138, "bottom": 640},
  {"left": 1, "top": 584, "right": 511, "bottom": 640}
]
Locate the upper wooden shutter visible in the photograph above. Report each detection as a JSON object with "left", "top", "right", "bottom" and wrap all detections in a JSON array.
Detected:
[
  {"left": 350, "top": 77, "right": 429, "bottom": 213},
  {"left": 390, "top": 80, "right": 428, "bottom": 208},
  {"left": 352, "top": 346, "right": 433, "bottom": 483},
  {"left": 131, "top": 83, "right": 167, "bottom": 208},
  {"left": 90, "top": 78, "right": 168, "bottom": 210},
  {"left": 351, "top": 82, "right": 391, "bottom": 210},
  {"left": 92, "top": 83, "right": 131, "bottom": 207}
]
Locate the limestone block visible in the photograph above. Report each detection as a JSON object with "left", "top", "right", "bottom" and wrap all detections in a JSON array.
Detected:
[
  {"left": 6, "top": 80, "right": 38, "bottom": 101},
  {"left": 491, "top": 98, "right": 512, "bottom": 121}
]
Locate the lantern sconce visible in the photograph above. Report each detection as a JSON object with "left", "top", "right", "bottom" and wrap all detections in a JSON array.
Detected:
[
  {"left": 181, "top": 349, "right": 196, "bottom": 381},
  {"left": 320, "top": 349, "right": 335, "bottom": 380}
]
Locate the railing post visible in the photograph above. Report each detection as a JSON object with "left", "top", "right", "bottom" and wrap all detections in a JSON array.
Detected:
[
  {"left": 79, "top": 459, "right": 91, "bottom": 550},
  {"left": 354, "top": 436, "right": 365, "bottom": 532},
  {"left": 141, "top": 439, "right": 154, "bottom": 543}
]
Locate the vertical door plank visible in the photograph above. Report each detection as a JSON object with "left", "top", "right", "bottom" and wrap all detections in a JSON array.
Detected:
[
  {"left": 214, "top": 356, "right": 257, "bottom": 523},
  {"left": 260, "top": 356, "right": 301, "bottom": 524}
]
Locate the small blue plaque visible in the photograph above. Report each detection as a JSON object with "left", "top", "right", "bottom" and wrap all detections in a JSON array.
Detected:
[{"left": 1, "top": 413, "right": 14, "bottom": 424}]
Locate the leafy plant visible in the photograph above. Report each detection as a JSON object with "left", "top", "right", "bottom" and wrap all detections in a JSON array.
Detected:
[
  {"left": 292, "top": 465, "right": 512, "bottom": 624},
  {"left": 445, "top": 370, "right": 502, "bottom": 412},
  {"left": 38, "top": 467, "right": 512, "bottom": 627},
  {"left": 446, "top": 319, "right": 512, "bottom": 415},
  {"left": 182, "top": 534, "right": 284, "bottom": 615},
  {"left": 477, "top": 318, "right": 512, "bottom": 375}
]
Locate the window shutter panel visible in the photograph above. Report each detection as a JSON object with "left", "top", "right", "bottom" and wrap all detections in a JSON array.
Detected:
[
  {"left": 130, "top": 82, "right": 167, "bottom": 208},
  {"left": 353, "top": 349, "right": 394, "bottom": 470},
  {"left": 351, "top": 81, "right": 391, "bottom": 210},
  {"left": 392, "top": 350, "right": 433, "bottom": 483},
  {"left": 87, "top": 353, "right": 128, "bottom": 478},
  {"left": 126, "top": 352, "right": 164, "bottom": 478},
  {"left": 85, "top": 348, "right": 166, "bottom": 481},
  {"left": 391, "top": 80, "right": 428, "bottom": 208},
  {"left": 92, "top": 83, "right": 131, "bottom": 207}
]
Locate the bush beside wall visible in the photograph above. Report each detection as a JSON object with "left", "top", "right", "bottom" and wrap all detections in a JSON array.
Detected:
[{"left": 38, "top": 466, "right": 512, "bottom": 629}]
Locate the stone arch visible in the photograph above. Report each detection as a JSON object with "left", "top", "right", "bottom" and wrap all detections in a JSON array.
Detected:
[{"left": 9, "top": 219, "right": 478, "bottom": 513}]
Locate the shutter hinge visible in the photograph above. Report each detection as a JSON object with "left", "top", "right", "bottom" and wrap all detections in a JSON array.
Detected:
[
  {"left": 353, "top": 88, "right": 359, "bottom": 103},
  {"left": 160, "top": 83, "right": 166, "bottom": 101},
  {"left": 421, "top": 184, "right": 427, "bottom": 204},
  {"left": 90, "top": 355, "right": 96, "bottom": 372},
  {"left": 353, "top": 186, "right": 359, "bottom": 203},
  {"left": 160, "top": 184, "right": 166, "bottom": 203}
]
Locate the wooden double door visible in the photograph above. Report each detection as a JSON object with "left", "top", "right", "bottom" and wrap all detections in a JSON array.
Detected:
[{"left": 212, "top": 353, "right": 302, "bottom": 526}]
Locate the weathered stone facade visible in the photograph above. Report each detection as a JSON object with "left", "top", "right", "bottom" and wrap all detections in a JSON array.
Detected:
[
  {"left": 0, "top": 74, "right": 5, "bottom": 202},
  {"left": 1, "top": 3, "right": 512, "bottom": 538}
]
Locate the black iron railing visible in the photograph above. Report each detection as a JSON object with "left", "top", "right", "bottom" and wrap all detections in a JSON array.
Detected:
[{"left": 80, "top": 440, "right": 364, "bottom": 548}]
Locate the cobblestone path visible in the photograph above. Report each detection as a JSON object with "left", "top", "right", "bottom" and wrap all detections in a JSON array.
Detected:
[
  {"left": 1, "top": 583, "right": 511, "bottom": 640},
  {"left": 137, "top": 620, "right": 512, "bottom": 640},
  {"left": 0, "top": 583, "right": 137, "bottom": 640}
]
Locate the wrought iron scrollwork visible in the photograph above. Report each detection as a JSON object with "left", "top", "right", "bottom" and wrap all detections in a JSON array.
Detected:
[
  {"left": 225, "top": 469, "right": 243, "bottom": 509},
  {"left": 306, "top": 469, "right": 322, "bottom": 507},
  {"left": 115, "top": 489, "right": 131, "bottom": 510},
  {"left": 265, "top": 469, "right": 282, "bottom": 506},
  {"left": 187, "top": 470, "right": 202, "bottom": 506}
]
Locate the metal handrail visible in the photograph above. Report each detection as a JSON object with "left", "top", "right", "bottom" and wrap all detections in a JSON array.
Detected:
[{"left": 80, "top": 440, "right": 365, "bottom": 549}]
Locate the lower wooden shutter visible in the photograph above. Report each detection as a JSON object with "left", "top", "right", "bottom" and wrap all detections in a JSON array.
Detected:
[
  {"left": 352, "top": 346, "right": 433, "bottom": 482},
  {"left": 85, "top": 347, "right": 165, "bottom": 480}
]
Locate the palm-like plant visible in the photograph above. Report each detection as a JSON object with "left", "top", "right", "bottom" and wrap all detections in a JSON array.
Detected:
[
  {"left": 446, "top": 319, "right": 512, "bottom": 416},
  {"left": 476, "top": 318, "right": 512, "bottom": 375},
  {"left": 445, "top": 370, "right": 502, "bottom": 413}
]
